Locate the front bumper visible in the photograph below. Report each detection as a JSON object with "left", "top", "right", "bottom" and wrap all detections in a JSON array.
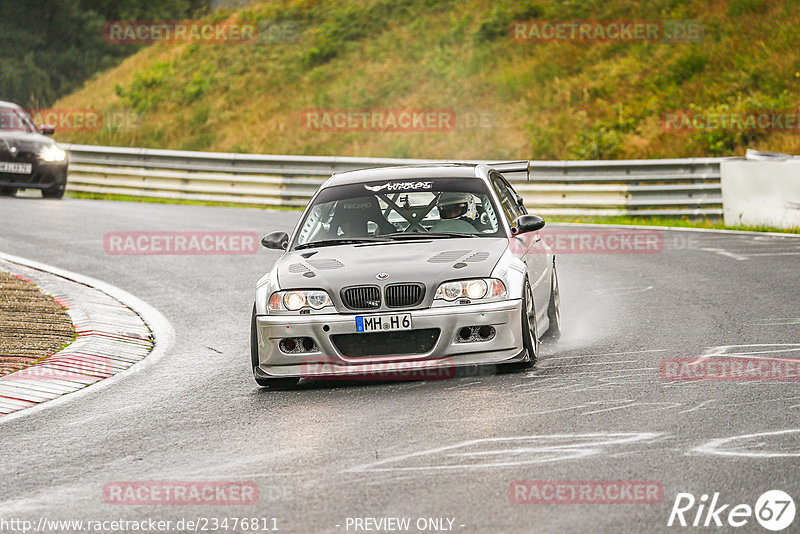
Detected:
[
  {"left": 254, "top": 299, "right": 526, "bottom": 378},
  {"left": 0, "top": 162, "right": 67, "bottom": 189}
]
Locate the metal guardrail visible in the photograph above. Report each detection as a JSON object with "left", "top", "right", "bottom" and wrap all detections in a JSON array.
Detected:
[{"left": 62, "top": 144, "right": 727, "bottom": 216}]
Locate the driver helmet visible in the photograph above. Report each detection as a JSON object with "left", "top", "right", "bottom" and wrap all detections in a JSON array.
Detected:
[{"left": 437, "top": 192, "right": 473, "bottom": 220}]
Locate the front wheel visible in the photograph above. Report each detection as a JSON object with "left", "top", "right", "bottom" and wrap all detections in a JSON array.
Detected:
[
  {"left": 499, "top": 278, "right": 539, "bottom": 373},
  {"left": 0, "top": 187, "right": 16, "bottom": 197},
  {"left": 42, "top": 184, "right": 65, "bottom": 199},
  {"left": 251, "top": 304, "right": 299, "bottom": 389},
  {"left": 520, "top": 278, "right": 539, "bottom": 366}
]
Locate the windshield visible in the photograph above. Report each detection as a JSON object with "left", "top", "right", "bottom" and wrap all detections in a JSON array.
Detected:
[
  {"left": 293, "top": 177, "right": 504, "bottom": 248},
  {"left": 0, "top": 106, "right": 37, "bottom": 133}
]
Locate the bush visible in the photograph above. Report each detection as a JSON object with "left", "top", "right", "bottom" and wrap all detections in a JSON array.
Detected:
[
  {"left": 183, "top": 66, "right": 214, "bottom": 102},
  {"left": 687, "top": 103, "right": 766, "bottom": 156},
  {"left": 570, "top": 124, "right": 623, "bottom": 160},
  {"left": 474, "top": 3, "right": 544, "bottom": 42},
  {"left": 115, "top": 62, "right": 174, "bottom": 112},
  {"left": 303, "top": 0, "right": 420, "bottom": 67},
  {"left": 671, "top": 52, "right": 708, "bottom": 84},
  {"left": 727, "top": 0, "right": 768, "bottom": 17}
]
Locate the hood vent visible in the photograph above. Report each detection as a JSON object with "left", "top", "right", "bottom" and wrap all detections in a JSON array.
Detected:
[
  {"left": 464, "top": 251, "right": 489, "bottom": 262},
  {"left": 307, "top": 258, "right": 344, "bottom": 270},
  {"left": 288, "top": 263, "right": 312, "bottom": 273},
  {"left": 428, "top": 250, "right": 470, "bottom": 263}
]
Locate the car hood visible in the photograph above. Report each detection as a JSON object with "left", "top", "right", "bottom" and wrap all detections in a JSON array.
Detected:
[
  {"left": 0, "top": 131, "right": 57, "bottom": 152},
  {"left": 276, "top": 237, "right": 508, "bottom": 293}
]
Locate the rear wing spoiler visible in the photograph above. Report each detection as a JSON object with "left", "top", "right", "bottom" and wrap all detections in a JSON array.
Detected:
[{"left": 486, "top": 160, "right": 529, "bottom": 182}]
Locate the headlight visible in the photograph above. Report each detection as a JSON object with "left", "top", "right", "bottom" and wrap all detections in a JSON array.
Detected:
[
  {"left": 434, "top": 278, "right": 506, "bottom": 302},
  {"left": 465, "top": 279, "right": 487, "bottom": 299},
  {"left": 40, "top": 145, "right": 66, "bottom": 162},
  {"left": 284, "top": 292, "right": 306, "bottom": 311},
  {"left": 269, "top": 290, "right": 332, "bottom": 311}
]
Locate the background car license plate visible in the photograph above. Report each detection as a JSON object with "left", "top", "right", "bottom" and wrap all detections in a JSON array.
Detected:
[
  {"left": 0, "top": 162, "right": 32, "bottom": 174},
  {"left": 356, "top": 313, "right": 412, "bottom": 333}
]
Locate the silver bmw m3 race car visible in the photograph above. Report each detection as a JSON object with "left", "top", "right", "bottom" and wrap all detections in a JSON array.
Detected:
[{"left": 251, "top": 163, "right": 561, "bottom": 388}]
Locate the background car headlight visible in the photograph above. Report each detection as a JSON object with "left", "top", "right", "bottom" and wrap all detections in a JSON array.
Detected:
[
  {"left": 434, "top": 278, "right": 505, "bottom": 302},
  {"left": 269, "top": 290, "right": 332, "bottom": 311},
  {"left": 40, "top": 145, "right": 66, "bottom": 162}
]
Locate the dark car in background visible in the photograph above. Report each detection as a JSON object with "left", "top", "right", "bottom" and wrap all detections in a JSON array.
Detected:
[{"left": 0, "top": 100, "right": 68, "bottom": 199}]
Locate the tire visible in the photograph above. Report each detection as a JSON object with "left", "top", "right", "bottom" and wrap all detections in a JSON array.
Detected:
[
  {"left": 543, "top": 260, "right": 562, "bottom": 341},
  {"left": 0, "top": 187, "right": 16, "bottom": 197},
  {"left": 500, "top": 278, "right": 539, "bottom": 373},
  {"left": 251, "top": 304, "right": 299, "bottom": 389},
  {"left": 42, "top": 184, "right": 65, "bottom": 199}
]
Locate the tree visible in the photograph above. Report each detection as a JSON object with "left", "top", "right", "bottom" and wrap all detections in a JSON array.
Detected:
[{"left": 0, "top": 0, "right": 209, "bottom": 107}]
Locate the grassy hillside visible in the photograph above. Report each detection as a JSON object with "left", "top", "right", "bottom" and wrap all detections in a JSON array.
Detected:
[{"left": 53, "top": 0, "right": 800, "bottom": 160}]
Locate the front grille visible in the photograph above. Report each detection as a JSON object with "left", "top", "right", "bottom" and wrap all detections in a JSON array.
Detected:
[
  {"left": 331, "top": 328, "right": 440, "bottom": 357},
  {"left": 342, "top": 286, "right": 381, "bottom": 310},
  {"left": 385, "top": 283, "right": 425, "bottom": 308},
  {"left": 0, "top": 146, "right": 37, "bottom": 163}
]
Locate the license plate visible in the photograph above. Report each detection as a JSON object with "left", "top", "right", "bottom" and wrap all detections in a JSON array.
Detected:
[
  {"left": 356, "top": 313, "right": 412, "bottom": 333},
  {"left": 0, "top": 162, "right": 32, "bottom": 174}
]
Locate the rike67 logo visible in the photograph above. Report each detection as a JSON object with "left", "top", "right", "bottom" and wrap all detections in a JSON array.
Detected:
[{"left": 668, "top": 490, "right": 796, "bottom": 531}]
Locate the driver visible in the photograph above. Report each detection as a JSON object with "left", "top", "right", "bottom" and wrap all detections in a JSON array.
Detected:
[{"left": 431, "top": 192, "right": 478, "bottom": 233}]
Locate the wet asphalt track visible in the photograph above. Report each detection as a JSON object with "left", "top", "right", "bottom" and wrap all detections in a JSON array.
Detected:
[{"left": 0, "top": 196, "right": 799, "bottom": 534}]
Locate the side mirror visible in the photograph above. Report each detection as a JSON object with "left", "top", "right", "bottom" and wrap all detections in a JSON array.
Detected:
[
  {"left": 511, "top": 214, "right": 545, "bottom": 234},
  {"left": 39, "top": 124, "right": 55, "bottom": 135},
  {"left": 261, "top": 231, "right": 289, "bottom": 250}
]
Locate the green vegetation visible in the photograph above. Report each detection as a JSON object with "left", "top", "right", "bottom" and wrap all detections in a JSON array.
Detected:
[
  {"left": 0, "top": 0, "right": 208, "bottom": 107},
  {"left": 49, "top": 0, "right": 800, "bottom": 160}
]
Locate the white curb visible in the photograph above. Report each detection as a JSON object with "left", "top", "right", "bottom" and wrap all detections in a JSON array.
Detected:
[{"left": 0, "top": 253, "right": 174, "bottom": 423}]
